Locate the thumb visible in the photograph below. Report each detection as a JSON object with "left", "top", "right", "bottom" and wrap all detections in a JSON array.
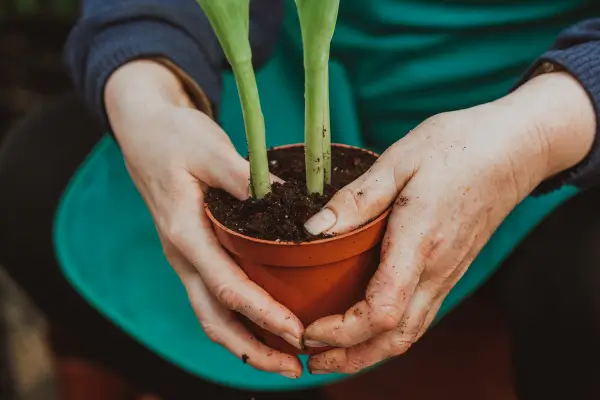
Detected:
[
  {"left": 201, "top": 148, "right": 251, "bottom": 201},
  {"left": 304, "top": 156, "right": 413, "bottom": 236},
  {"left": 200, "top": 144, "right": 283, "bottom": 202}
]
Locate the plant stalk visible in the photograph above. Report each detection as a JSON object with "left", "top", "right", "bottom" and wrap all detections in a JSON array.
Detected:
[
  {"left": 304, "top": 66, "right": 326, "bottom": 194},
  {"left": 232, "top": 61, "right": 271, "bottom": 198},
  {"left": 197, "top": 0, "right": 270, "bottom": 198},
  {"left": 323, "top": 65, "right": 331, "bottom": 184},
  {"left": 296, "top": 0, "right": 339, "bottom": 194}
]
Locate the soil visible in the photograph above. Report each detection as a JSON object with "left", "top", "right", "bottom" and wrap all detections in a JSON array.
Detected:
[{"left": 205, "top": 146, "right": 377, "bottom": 242}]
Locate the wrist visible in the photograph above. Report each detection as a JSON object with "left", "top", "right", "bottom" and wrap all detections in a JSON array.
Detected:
[
  {"left": 495, "top": 71, "right": 596, "bottom": 182},
  {"left": 105, "top": 59, "right": 194, "bottom": 114},
  {"left": 105, "top": 59, "right": 195, "bottom": 144}
]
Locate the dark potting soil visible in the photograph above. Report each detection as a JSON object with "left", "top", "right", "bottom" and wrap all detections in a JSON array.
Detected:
[{"left": 205, "top": 146, "right": 377, "bottom": 242}]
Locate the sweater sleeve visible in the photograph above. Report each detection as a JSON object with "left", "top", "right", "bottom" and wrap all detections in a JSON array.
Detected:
[
  {"left": 516, "top": 19, "right": 600, "bottom": 194},
  {"left": 64, "top": 0, "right": 284, "bottom": 125}
]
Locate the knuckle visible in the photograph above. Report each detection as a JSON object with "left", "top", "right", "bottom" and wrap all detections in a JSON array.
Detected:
[
  {"left": 199, "top": 320, "right": 223, "bottom": 345},
  {"left": 417, "top": 234, "right": 444, "bottom": 264},
  {"left": 371, "top": 305, "right": 403, "bottom": 332},
  {"left": 335, "top": 187, "right": 362, "bottom": 214},
  {"left": 165, "top": 222, "right": 189, "bottom": 250},
  {"left": 377, "top": 313, "right": 401, "bottom": 332},
  {"left": 389, "top": 336, "right": 412, "bottom": 356},
  {"left": 335, "top": 331, "right": 361, "bottom": 347},
  {"left": 424, "top": 111, "right": 453, "bottom": 126},
  {"left": 346, "top": 357, "right": 367, "bottom": 374},
  {"left": 214, "top": 283, "right": 242, "bottom": 311}
]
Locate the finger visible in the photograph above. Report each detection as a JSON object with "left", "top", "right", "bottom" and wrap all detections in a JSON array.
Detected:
[
  {"left": 193, "top": 138, "right": 283, "bottom": 201},
  {"left": 196, "top": 142, "right": 251, "bottom": 200},
  {"left": 182, "top": 265, "right": 303, "bottom": 378},
  {"left": 308, "top": 286, "right": 437, "bottom": 374},
  {"left": 413, "top": 252, "right": 475, "bottom": 341},
  {"left": 415, "top": 295, "right": 445, "bottom": 341},
  {"left": 391, "top": 283, "right": 437, "bottom": 344},
  {"left": 372, "top": 252, "right": 473, "bottom": 360},
  {"left": 304, "top": 147, "right": 416, "bottom": 235},
  {"left": 304, "top": 190, "right": 436, "bottom": 347},
  {"left": 165, "top": 185, "right": 304, "bottom": 350}
]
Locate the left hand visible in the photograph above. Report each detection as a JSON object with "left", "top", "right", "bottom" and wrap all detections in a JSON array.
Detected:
[{"left": 301, "top": 72, "right": 595, "bottom": 374}]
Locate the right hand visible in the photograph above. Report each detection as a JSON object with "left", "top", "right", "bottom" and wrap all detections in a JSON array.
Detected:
[{"left": 104, "top": 60, "right": 303, "bottom": 378}]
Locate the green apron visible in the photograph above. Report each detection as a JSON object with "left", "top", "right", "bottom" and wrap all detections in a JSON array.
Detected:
[{"left": 54, "top": 0, "right": 596, "bottom": 391}]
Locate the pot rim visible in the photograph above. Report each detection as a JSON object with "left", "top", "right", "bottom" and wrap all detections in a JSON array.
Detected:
[{"left": 205, "top": 143, "right": 391, "bottom": 247}]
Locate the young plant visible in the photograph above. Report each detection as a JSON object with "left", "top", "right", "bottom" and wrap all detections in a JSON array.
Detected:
[
  {"left": 296, "top": 0, "right": 340, "bottom": 194},
  {"left": 197, "top": 0, "right": 271, "bottom": 198}
]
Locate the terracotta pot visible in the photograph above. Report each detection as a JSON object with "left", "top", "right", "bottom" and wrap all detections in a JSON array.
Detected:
[{"left": 205, "top": 144, "right": 390, "bottom": 355}]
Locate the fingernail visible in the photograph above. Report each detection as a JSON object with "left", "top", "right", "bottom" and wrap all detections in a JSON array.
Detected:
[
  {"left": 304, "top": 339, "right": 328, "bottom": 348},
  {"left": 282, "top": 333, "right": 302, "bottom": 350},
  {"left": 279, "top": 371, "right": 299, "bottom": 379},
  {"left": 305, "top": 208, "right": 337, "bottom": 235}
]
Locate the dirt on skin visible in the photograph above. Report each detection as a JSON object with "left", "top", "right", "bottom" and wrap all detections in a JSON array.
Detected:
[{"left": 205, "top": 146, "right": 376, "bottom": 242}]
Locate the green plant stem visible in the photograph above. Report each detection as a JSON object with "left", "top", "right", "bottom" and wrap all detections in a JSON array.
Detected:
[
  {"left": 296, "top": 0, "right": 339, "bottom": 194},
  {"left": 305, "top": 65, "right": 327, "bottom": 194},
  {"left": 232, "top": 61, "right": 271, "bottom": 198},
  {"left": 197, "top": 0, "right": 270, "bottom": 198},
  {"left": 323, "top": 65, "right": 331, "bottom": 185}
]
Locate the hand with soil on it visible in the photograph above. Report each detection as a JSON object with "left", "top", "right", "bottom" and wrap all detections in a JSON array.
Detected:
[
  {"left": 105, "top": 60, "right": 303, "bottom": 379},
  {"left": 301, "top": 71, "right": 596, "bottom": 374}
]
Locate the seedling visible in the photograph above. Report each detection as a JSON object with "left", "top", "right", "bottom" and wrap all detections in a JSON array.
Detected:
[
  {"left": 198, "top": 0, "right": 340, "bottom": 196},
  {"left": 296, "top": 0, "right": 339, "bottom": 194},
  {"left": 197, "top": 0, "right": 270, "bottom": 198}
]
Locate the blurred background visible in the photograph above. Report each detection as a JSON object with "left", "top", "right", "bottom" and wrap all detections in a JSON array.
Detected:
[{"left": 1, "top": 1, "right": 78, "bottom": 399}]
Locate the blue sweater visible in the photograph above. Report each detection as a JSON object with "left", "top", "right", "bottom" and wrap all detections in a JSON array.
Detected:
[{"left": 64, "top": 0, "right": 600, "bottom": 193}]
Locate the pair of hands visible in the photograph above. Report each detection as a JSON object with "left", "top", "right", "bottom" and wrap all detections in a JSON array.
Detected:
[{"left": 106, "top": 60, "right": 594, "bottom": 378}]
